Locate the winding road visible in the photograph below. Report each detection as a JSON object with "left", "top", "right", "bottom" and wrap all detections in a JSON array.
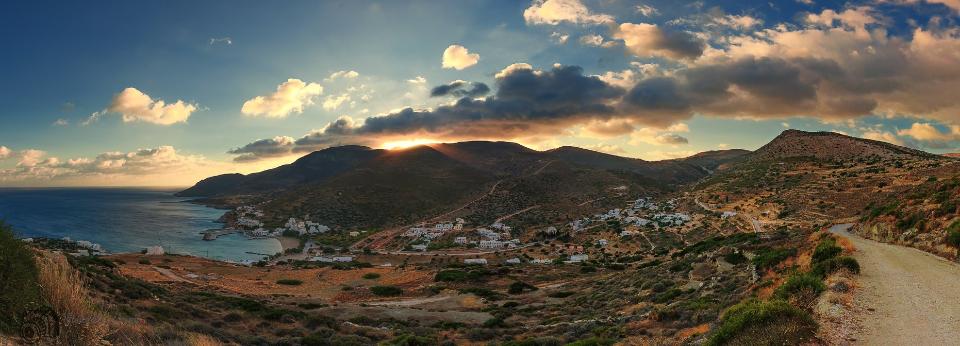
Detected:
[{"left": 830, "top": 224, "right": 960, "bottom": 345}]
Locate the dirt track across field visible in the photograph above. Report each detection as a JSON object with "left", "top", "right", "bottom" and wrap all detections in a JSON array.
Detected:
[{"left": 831, "top": 224, "right": 960, "bottom": 345}]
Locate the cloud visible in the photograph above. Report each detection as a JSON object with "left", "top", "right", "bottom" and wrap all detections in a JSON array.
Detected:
[
  {"left": 407, "top": 76, "right": 427, "bottom": 84},
  {"left": 861, "top": 129, "right": 905, "bottom": 146},
  {"left": 895, "top": 122, "right": 960, "bottom": 147},
  {"left": 581, "top": 119, "right": 635, "bottom": 137},
  {"left": 523, "top": 0, "right": 614, "bottom": 26},
  {"left": 551, "top": 32, "right": 570, "bottom": 44},
  {"left": 442, "top": 45, "right": 480, "bottom": 70},
  {"left": 326, "top": 70, "right": 360, "bottom": 81},
  {"left": 629, "top": 125, "right": 690, "bottom": 146},
  {"left": 579, "top": 34, "right": 618, "bottom": 47},
  {"left": 52, "top": 118, "right": 68, "bottom": 126},
  {"left": 0, "top": 145, "right": 217, "bottom": 186},
  {"left": 229, "top": 64, "right": 628, "bottom": 161},
  {"left": 85, "top": 87, "right": 198, "bottom": 125},
  {"left": 613, "top": 23, "right": 706, "bottom": 60},
  {"left": 322, "top": 94, "right": 351, "bottom": 111},
  {"left": 0, "top": 146, "right": 11, "bottom": 160},
  {"left": 636, "top": 4, "right": 659, "bottom": 17},
  {"left": 712, "top": 14, "right": 763, "bottom": 30},
  {"left": 430, "top": 80, "right": 491, "bottom": 98},
  {"left": 227, "top": 136, "right": 296, "bottom": 162},
  {"left": 209, "top": 37, "right": 233, "bottom": 45},
  {"left": 241, "top": 79, "right": 323, "bottom": 118}
]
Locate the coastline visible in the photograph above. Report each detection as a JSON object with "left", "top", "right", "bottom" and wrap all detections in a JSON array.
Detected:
[{"left": 279, "top": 236, "right": 301, "bottom": 251}]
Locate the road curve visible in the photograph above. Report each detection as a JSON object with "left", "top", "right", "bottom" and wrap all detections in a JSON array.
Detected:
[{"left": 830, "top": 224, "right": 960, "bottom": 345}]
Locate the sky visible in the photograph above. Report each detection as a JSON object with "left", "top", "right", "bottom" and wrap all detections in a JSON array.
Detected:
[{"left": 1, "top": 0, "right": 960, "bottom": 187}]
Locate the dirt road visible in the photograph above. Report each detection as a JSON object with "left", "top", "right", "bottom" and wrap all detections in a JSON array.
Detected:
[{"left": 830, "top": 224, "right": 960, "bottom": 345}]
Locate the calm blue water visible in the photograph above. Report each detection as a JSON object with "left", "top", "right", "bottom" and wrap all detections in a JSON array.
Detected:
[{"left": 0, "top": 188, "right": 281, "bottom": 262}]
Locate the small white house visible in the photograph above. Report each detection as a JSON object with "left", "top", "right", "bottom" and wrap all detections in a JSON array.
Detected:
[
  {"left": 505, "top": 258, "right": 522, "bottom": 264},
  {"left": 566, "top": 254, "right": 589, "bottom": 263},
  {"left": 454, "top": 236, "right": 468, "bottom": 244},
  {"left": 532, "top": 258, "right": 553, "bottom": 264},
  {"left": 411, "top": 244, "right": 428, "bottom": 251},
  {"left": 333, "top": 256, "right": 353, "bottom": 262},
  {"left": 145, "top": 245, "right": 165, "bottom": 256},
  {"left": 596, "top": 239, "right": 608, "bottom": 247},
  {"left": 464, "top": 258, "right": 488, "bottom": 265}
]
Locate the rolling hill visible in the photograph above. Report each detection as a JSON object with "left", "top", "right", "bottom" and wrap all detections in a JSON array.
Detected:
[{"left": 178, "top": 141, "right": 749, "bottom": 229}]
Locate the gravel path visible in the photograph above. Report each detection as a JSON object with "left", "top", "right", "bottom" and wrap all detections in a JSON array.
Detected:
[{"left": 831, "top": 224, "right": 960, "bottom": 345}]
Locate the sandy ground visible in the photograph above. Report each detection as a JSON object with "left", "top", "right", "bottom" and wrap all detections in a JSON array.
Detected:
[
  {"left": 831, "top": 224, "right": 960, "bottom": 345},
  {"left": 111, "top": 253, "right": 432, "bottom": 301},
  {"left": 278, "top": 236, "right": 301, "bottom": 251}
]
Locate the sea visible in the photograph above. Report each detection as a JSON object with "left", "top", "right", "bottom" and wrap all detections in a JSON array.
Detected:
[{"left": 0, "top": 187, "right": 281, "bottom": 262}]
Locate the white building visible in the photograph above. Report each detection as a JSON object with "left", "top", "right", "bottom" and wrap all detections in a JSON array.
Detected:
[
  {"left": 411, "top": 244, "right": 428, "bottom": 251},
  {"left": 505, "top": 258, "right": 522, "bottom": 264},
  {"left": 596, "top": 239, "right": 608, "bottom": 247},
  {"left": 464, "top": 258, "right": 488, "bottom": 265},
  {"left": 721, "top": 211, "right": 738, "bottom": 219},
  {"left": 532, "top": 258, "right": 553, "bottom": 264},
  {"left": 145, "top": 245, "right": 165, "bottom": 256},
  {"left": 454, "top": 236, "right": 468, "bottom": 244},
  {"left": 566, "top": 254, "right": 589, "bottom": 263},
  {"left": 333, "top": 256, "right": 353, "bottom": 262}
]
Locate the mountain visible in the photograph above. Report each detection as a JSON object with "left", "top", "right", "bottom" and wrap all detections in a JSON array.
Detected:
[
  {"left": 747, "top": 129, "right": 936, "bottom": 162},
  {"left": 178, "top": 141, "right": 749, "bottom": 229}
]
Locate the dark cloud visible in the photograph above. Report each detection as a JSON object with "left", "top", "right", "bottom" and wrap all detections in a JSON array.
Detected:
[
  {"left": 227, "top": 136, "right": 294, "bottom": 162},
  {"left": 655, "top": 133, "right": 689, "bottom": 145},
  {"left": 430, "top": 81, "right": 490, "bottom": 98}
]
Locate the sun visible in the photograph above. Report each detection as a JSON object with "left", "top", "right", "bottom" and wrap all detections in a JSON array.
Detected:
[{"left": 380, "top": 139, "right": 438, "bottom": 150}]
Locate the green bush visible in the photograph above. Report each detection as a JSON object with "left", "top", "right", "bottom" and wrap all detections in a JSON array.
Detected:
[
  {"left": 508, "top": 281, "right": 538, "bottom": 294},
  {"left": 811, "top": 256, "right": 860, "bottom": 278},
  {"left": 811, "top": 237, "right": 842, "bottom": 263},
  {"left": 547, "top": 291, "right": 574, "bottom": 298},
  {"left": 752, "top": 247, "right": 796, "bottom": 270},
  {"left": 707, "top": 299, "right": 816, "bottom": 346},
  {"left": 276, "top": 279, "right": 303, "bottom": 286},
  {"left": 361, "top": 272, "right": 381, "bottom": 280},
  {"left": 0, "top": 222, "right": 43, "bottom": 333},
  {"left": 370, "top": 285, "right": 403, "bottom": 296},
  {"left": 773, "top": 273, "right": 826, "bottom": 301},
  {"left": 434, "top": 268, "right": 489, "bottom": 282},
  {"left": 947, "top": 220, "right": 960, "bottom": 248},
  {"left": 138, "top": 258, "right": 151, "bottom": 265}
]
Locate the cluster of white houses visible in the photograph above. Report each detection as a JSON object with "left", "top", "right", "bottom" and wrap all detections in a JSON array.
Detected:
[{"left": 403, "top": 218, "right": 465, "bottom": 240}]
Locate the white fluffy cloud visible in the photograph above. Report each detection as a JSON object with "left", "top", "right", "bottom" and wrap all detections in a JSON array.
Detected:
[
  {"left": 442, "top": 45, "right": 480, "bottom": 70},
  {"left": 636, "top": 4, "right": 659, "bottom": 17},
  {"left": 524, "top": 0, "right": 614, "bottom": 26},
  {"left": 0, "top": 145, "right": 221, "bottom": 186},
  {"left": 322, "top": 94, "right": 351, "bottom": 111},
  {"left": 0, "top": 146, "right": 10, "bottom": 160},
  {"left": 613, "top": 23, "right": 705, "bottom": 60},
  {"left": 87, "top": 87, "right": 198, "bottom": 125},
  {"left": 579, "top": 34, "right": 617, "bottom": 47},
  {"left": 326, "top": 70, "right": 359, "bottom": 81},
  {"left": 241, "top": 79, "right": 323, "bottom": 118}
]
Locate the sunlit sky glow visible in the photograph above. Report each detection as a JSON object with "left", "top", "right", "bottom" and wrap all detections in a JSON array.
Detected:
[{"left": 2, "top": 0, "right": 960, "bottom": 186}]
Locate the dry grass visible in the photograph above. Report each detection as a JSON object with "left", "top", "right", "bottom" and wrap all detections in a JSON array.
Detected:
[
  {"left": 35, "top": 252, "right": 110, "bottom": 346},
  {"left": 183, "top": 332, "right": 225, "bottom": 346}
]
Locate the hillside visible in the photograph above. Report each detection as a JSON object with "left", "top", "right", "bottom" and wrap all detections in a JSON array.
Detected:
[
  {"left": 179, "top": 141, "right": 748, "bottom": 229},
  {"left": 747, "top": 129, "right": 935, "bottom": 162}
]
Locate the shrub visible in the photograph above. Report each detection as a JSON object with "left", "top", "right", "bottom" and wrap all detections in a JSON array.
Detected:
[
  {"left": 707, "top": 299, "right": 816, "bottom": 346},
  {"left": 361, "top": 272, "right": 381, "bottom": 280},
  {"left": 547, "top": 291, "right": 574, "bottom": 298},
  {"left": 811, "top": 256, "right": 860, "bottom": 278},
  {"left": 483, "top": 317, "right": 506, "bottom": 328},
  {"left": 752, "top": 247, "right": 796, "bottom": 270},
  {"left": 434, "top": 269, "right": 489, "bottom": 282},
  {"left": 370, "top": 285, "right": 403, "bottom": 296},
  {"left": 459, "top": 287, "right": 501, "bottom": 300},
  {"left": 276, "top": 279, "right": 303, "bottom": 286},
  {"left": 508, "top": 281, "right": 538, "bottom": 294},
  {"left": 566, "top": 337, "right": 616, "bottom": 346},
  {"left": 138, "top": 258, "right": 151, "bottom": 265},
  {"left": 774, "top": 273, "right": 826, "bottom": 302},
  {"left": 0, "top": 222, "right": 42, "bottom": 333},
  {"left": 383, "top": 334, "right": 436, "bottom": 345},
  {"left": 811, "top": 237, "right": 842, "bottom": 263},
  {"left": 947, "top": 221, "right": 960, "bottom": 248}
]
